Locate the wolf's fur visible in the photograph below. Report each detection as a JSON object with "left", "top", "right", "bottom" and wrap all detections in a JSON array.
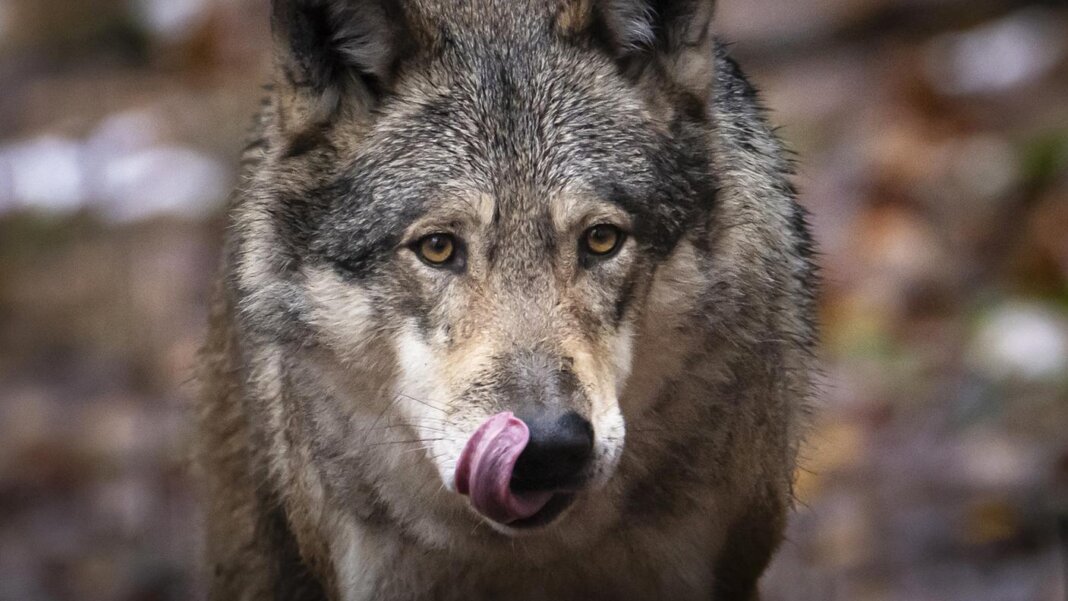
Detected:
[{"left": 197, "top": 1, "right": 818, "bottom": 599}]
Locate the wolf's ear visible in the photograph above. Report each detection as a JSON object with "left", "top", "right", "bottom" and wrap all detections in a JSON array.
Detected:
[
  {"left": 271, "top": 0, "right": 417, "bottom": 140},
  {"left": 561, "top": 0, "right": 717, "bottom": 105}
]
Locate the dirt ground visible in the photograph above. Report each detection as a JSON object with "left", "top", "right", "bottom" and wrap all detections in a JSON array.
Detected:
[{"left": 1, "top": 1, "right": 1066, "bottom": 599}]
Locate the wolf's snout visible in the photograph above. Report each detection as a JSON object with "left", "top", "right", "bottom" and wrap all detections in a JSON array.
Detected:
[
  {"left": 455, "top": 411, "right": 593, "bottom": 528},
  {"left": 511, "top": 411, "right": 593, "bottom": 493}
]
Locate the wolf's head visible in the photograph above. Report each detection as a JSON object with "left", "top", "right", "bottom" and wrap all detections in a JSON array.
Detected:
[{"left": 236, "top": 0, "right": 721, "bottom": 542}]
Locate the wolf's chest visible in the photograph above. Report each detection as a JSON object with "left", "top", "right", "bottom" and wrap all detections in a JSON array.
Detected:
[{"left": 331, "top": 516, "right": 721, "bottom": 601}]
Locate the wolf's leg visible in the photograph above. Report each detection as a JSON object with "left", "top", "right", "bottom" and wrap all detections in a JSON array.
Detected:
[
  {"left": 200, "top": 302, "right": 330, "bottom": 600},
  {"left": 711, "top": 487, "right": 787, "bottom": 601},
  {"left": 199, "top": 292, "right": 328, "bottom": 601}
]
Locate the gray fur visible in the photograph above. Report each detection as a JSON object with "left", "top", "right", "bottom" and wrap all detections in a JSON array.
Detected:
[{"left": 197, "top": 1, "right": 818, "bottom": 600}]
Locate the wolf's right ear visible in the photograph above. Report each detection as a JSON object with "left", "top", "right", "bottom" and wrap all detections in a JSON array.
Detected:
[
  {"left": 559, "top": 0, "right": 717, "bottom": 107},
  {"left": 270, "top": 0, "right": 418, "bottom": 143}
]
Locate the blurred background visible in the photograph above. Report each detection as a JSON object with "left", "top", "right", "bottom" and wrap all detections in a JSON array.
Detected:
[{"left": 0, "top": 0, "right": 1065, "bottom": 599}]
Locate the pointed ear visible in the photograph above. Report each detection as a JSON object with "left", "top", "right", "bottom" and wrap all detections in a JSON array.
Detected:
[
  {"left": 270, "top": 0, "right": 417, "bottom": 140},
  {"left": 561, "top": 0, "right": 717, "bottom": 106}
]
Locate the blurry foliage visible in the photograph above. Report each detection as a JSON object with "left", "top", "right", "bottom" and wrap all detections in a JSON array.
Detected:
[{"left": 1021, "top": 131, "right": 1068, "bottom": 187}]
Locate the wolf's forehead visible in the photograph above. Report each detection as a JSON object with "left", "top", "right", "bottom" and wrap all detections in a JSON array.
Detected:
[
  {"left": 407, "top": 0, "right": 570, "bottom": 44},
  {"left": 366, "top": 54, "right": 655, "bottom": 209}
]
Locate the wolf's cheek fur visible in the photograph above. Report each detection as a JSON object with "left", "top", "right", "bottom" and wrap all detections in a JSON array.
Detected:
[
  {"left": 620, "top": 239, "right": 708, "bottom": 416},
  {"left": 303, "top": 267, "right": 378, "bottom": 360},
  {"left": 390, "top": 321, "right": 472, "bottom": 490},
  {"left": 302, "top": 265, "right": 468, "bottom": 487}
]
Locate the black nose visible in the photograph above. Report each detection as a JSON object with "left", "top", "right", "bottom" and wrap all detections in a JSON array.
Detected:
[{"left": 511, "top": 411, "right": 594, "bottom": 492}]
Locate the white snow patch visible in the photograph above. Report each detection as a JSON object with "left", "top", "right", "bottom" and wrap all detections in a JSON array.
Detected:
[
  {"left": 0, "top": 109, "right": 229, "bottom": 222},
  {"left": 100, "top": 146, "right": 228, "bottom": 223},
  {"left": 970, "top": 303, "right": 1068, "bottom": 382},
  {"left": 0, "top": 137, "right": 86, "bottom": 213},
  {"left": 925, "top": 9, "right": 1066, "bottom": 96}
]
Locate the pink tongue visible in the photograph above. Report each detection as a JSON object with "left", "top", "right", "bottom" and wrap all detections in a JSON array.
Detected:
[{"left": 455, "top": 412, "right": 553, "bottom": 524}]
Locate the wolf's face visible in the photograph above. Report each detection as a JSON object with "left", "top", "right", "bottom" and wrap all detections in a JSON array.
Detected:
[{"left": 240, "top": 0, "right": 718, "bottom": 540}]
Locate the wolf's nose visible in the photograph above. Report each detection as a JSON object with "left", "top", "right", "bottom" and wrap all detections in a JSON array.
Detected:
[{"left": 510, "top": 411, "right": 594, "bottom": 492}]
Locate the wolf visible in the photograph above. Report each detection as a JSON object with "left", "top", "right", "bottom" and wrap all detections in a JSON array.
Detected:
[{"left": 196, "top": 0, "right": 818, "bottom": 599}]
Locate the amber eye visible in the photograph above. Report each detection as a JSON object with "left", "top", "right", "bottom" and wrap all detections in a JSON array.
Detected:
[
  {"left": 583, "top": 224, "right": 624, "bottom": 257},
  {"left": 417, "top": 234, "right": 456, "bottom": 266}
]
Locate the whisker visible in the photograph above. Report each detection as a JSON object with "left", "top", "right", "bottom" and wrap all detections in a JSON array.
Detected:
[
  {"left": 363, "top": 423, "right": 451, "bottom": 434},
  {"left": 365, "top": 437, "right": 457, "bottom": 447},
  {"left": 393, "top": 392, "right": 451, "bottom": 414},
  {"left": 361, "top": 393, "right": 406, "bottom": 436}
]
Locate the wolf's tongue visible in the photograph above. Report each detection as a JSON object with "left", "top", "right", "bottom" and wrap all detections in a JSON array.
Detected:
[{"left": 455, "top": 412, "right": 553, "bottom": 524}]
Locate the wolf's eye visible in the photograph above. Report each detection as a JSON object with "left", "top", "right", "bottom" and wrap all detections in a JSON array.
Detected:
[
  {"left": 582, "top": 225, "right": 624, "bottom": 258},
  {"left": 416, "top": 234, "right": 457, "bottom": 266}
]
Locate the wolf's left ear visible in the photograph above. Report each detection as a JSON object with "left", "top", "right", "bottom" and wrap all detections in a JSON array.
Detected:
[
  {"left": 561, "top": 0, "right": 717, "bottom": 105},
  {"left": 270, "top": 0, "right": 419, "bottom": 142}
]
